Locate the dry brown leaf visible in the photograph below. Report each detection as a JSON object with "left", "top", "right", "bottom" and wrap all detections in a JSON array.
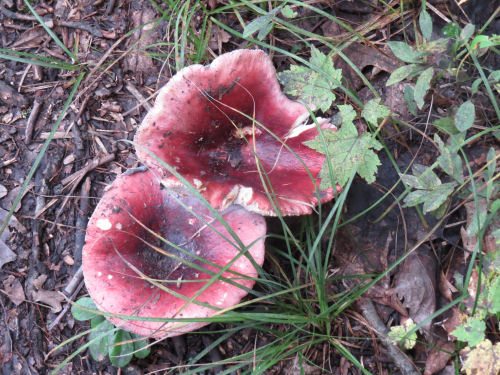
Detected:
[
  {"left": 11, "top": 26, "right": 49, "bottom": 49},
  {"left": 424, "top": 341, "right": 455, "bottom": 375},
  {"left": 461, "top": 339, "right": 500, "bottom": 375},
  {"left": 394, "top": 247, "right": 436, "bottom": 337},
  {"left": 33, "top": 289, "right": 65, "bottom": 313},
  {"left": 0, "top": 241, "right": 16, "bottom": 269},
  {"left": 2, "top": 275, "right": 25, "bottom": 306},
  {"left": 282, "top": 353, "right": 323, "bottom": 375},
  {"left": 209, "top": 25, "right": 231, "bottom": 54},
  {"left": 30, "top": 274, "right": 64, "bottom": 312}
]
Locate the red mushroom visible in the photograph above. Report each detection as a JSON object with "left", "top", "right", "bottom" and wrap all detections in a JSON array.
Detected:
[
  {"left": 135, "top": 49, "right": 339, "bottom": 216},
  {"left": 82, "top": 169, "right": 266, "bottom": 338}
]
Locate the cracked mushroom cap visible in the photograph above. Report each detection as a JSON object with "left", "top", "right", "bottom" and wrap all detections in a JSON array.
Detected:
[
  {"left": 82, "top": 169, "right": 266, "bottom": 338},
  {"left": 135, "top": 49, "right": 339, "bottom": 216}
]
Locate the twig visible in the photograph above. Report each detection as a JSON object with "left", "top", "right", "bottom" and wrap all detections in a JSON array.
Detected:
[
  {"left": 25, "top": 98, "right": 42, "bottom": 144},
  {"left": 359, "top": 298, "right": 420, "bottom": 375},
  {"left": 0, "top": 5, "right": 103, "bottom": 37},
  {"left": 74, "top": 177, "right": 91, "bottom": 265},
  {"left": 61, "top": 153, "right": 115, "bottom": 186},
  {"left": 63, "top": 265, "right": 84, "bottom": 296},
  {"left": 125, "top": 81, "right": 152, "bottom": 111}
]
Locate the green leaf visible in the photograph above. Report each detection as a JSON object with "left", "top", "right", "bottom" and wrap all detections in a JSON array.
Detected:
[
  {"left": 89, "top": 319, "right": 114, "bottom": 362},
  {"left": 277, "top": 46, "right": 341, "bottom": 112},
  {"left": 471, "top": 35, "right": 495, "bottom": 50},
  {"left": 455, "top": 100, "right": 475, "bottom": 131},
  {"left": 71, "top": 297, "right": 98, "bottom": 321},
  {"left": 419, "top": 8, "right": 433, "bottom": 41},
  {"left": 304, "top": 105, "right": 382, "bottom": 188},
  {"left": 109, "top": 330, "right": 134, "bottom": 368},
  {"left": 412, "top": 164, "right": 441, "bottom": 189},
  {"left": 442, "top": 22, "right": 459, "bottom": 38},
  {"left": 422, "top": 182, "right": 455, "bottom": 213},
  {"left": 460, "top": 23, "right": 475, "bottom": 42},
  {"left": 414, "top": 67, "right": 434, "bottom": 109},
  {"left": 488, "top": 276, "right": 500, "bottom": 314},
  {"left": 388, "top": 319, "right": 417, "bottom": 349},
  {"left": 131, "top": 333, "right": 151, "bottom": 359},
  {"left": 387, "top": 41, "right": 424, "bottom": 63},
  {"left": 281, "top": 5, "right": 297, "bottom": 18},
  {"left": 404, "top": 85, "right": 417, "bottom": 116},
  {"left": 242, "top": 8, "right": 280, "bottom": 40},
  {"left": 452, "top": 317, "right": 486, "bottom": 347},
  {"left": 471, "top": 78, "right": 482, "bottom": 94},
  {"left": 386, "top": 64, "right": 420, "bottom": 86},
  {"left": 362, "top": 99, "right": 390, "bottom": 126},
  {"left": 435, "top": 134, "right": 463, "bottom": 183},
  {"left": 433, "top": 116, "right": 459, "bottom": 135}
]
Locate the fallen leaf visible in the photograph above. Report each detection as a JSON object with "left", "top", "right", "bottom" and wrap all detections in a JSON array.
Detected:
[
  {"left": 424, "top": 341, "right": 455, "bottom": 375},
  {"left": 31, "top": 274, "right": 64, "bottom": 313},
  {"left": 33, "top": 289, "right": 65, "bottom": 313},
  {"left": 394, "top": 246, "right": 436, "bottom": 338},
  {"left": 2, "top": 275, "right": 25, "bottom": 306},
  {"left": 208, "top": 24, "right": 231, "bottom": 54},
  {"left": 282, "top": 353, "right": 323, "bottom": 375},
  {"left": 461, "top": 339, "right": 500, "bottom": 375},
  {"left": 0, "top": 184, "right": 7, "bottom": 199},
  {"left": 0, "top": 238, "right": 16, "bottom": 269}
]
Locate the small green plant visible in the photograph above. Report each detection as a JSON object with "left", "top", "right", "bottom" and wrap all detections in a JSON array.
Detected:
[
  {"left": 451, "top": 249, "right": 500, "bottom": 374},
  {"left": 388, "top": 318, "right": 418, "bottom": 350},
  {"left": 71, "top": 297, "right": 151, "bottom": 368}
]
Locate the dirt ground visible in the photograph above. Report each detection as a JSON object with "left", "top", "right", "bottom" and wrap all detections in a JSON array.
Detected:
[{"left": 1, "top": 0, "right": 499, "bottom": 374}]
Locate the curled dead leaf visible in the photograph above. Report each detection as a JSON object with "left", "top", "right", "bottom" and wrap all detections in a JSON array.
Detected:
[{"left": 394, "top": 246, "right": 437, "bottom": 339}]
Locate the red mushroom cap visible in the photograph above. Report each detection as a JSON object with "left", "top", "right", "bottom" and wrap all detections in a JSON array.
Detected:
[
  {"left": 82, "top": 169, "right": 266, "bottom": 338},
  {"left": 135, "top": 49, "right": 338, "bottom": 216}
]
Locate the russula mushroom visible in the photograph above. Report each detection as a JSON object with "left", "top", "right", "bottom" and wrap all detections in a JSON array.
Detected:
[
  {"left": 135, "top": 49, "right": 339, "bottom": 216},
  {"left": 82, "top": 169, "right": 266, "bottom": 338}
]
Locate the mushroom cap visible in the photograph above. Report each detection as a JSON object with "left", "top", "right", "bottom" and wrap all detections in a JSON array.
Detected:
[
  {"left": 82, "top": 169, "right": 266, "bottom": 338},
  {"left": 135, "top": 49, "right": 338, "bottom": 216}
]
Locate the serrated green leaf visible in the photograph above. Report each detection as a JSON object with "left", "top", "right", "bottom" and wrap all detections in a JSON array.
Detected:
[
  {"left": 404, "top": 85, "right": 417, "bottom": 116},
  {"left": 452, "top": 317, "right": 485, "bottom": 347},
  {"left": 109, "top": 330, "right": 134, "bottom": 368},
  {"left": 386, "top": 64, "right": 420, "bottom": 86},
  {"left": 304, "top": 106, "right": 382, "bottom": 187},
  {"left": 387, "top": 41, "right": 424, "bottom": 63},
  {"left": 404, "top": 189, "right": 429, "bottom": 207},
  {"left": 460, "top": 23, "right": 475, "bottom": 42},
  {"left": 412, "top": 164, "right": 441, "bottom": 189},
  {"left": 388, "top": 319, "right": 417, "bottom": 349},
  {"left": 419, "top": 9, "right": 433, "bottom": 40},
  {"left": 362, "top": 99, "right": 390, "bottom": 126},
  {"left": 277, "top": 46, "right": 341, "bottom": 112},
  {"left": 422, "top": 182, "right": 455, "bottom": 213},
  {"left": 89, "top": 319, "right": 114, "bottom": 362},
  {"left": 414, "top": 67, "right": 434, "bottom": 109},
  {"left": 71, "top": 297, "right": 98, "bottom": 321},
  {"left": 400, "top": 173, "right": 424, "bottom": 189},
  {"left": 131, "top": 333, "right": 151, "bottom": 359},
  {"left": 455, "top": 100, "right": 475, "bottom": 131}
]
